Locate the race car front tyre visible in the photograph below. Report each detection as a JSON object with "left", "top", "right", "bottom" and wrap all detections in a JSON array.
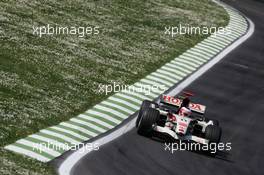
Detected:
[
  {"left": 137, "top": 108, "right": 160, "bottom": 136},
  {"left": 205, "top": 125, "right": 222, "bottom": 144},
  {"left": 136, "top": 100, "right": 158, "bottom": 127}
]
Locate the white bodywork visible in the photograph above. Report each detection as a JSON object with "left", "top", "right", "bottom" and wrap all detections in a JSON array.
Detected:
[{"left": 153, "top": 110, "right": 213, "bottom": 144}]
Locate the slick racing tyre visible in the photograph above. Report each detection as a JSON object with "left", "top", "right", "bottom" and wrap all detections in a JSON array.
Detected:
[
  {"left": 136, "top": 100, "right": 158, "bottom": 127},
  {"left": 205, "top": 125, "right": 222, "bottom": 144},
  {"left": 137, "top": 108, "right": 160, "bottom": 136}
]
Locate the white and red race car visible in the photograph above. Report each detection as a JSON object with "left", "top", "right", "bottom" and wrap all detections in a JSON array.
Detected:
[{"left": 136, "top": 92, "right": 221, "bottom": 145}]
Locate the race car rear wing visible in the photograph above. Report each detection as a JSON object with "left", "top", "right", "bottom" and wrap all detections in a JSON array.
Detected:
[{"left": 161, "top": 95, "right": 206, "bottom": 114}]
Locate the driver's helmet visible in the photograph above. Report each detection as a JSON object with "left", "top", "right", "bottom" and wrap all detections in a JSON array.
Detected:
[{"left": 178, "top": 107, "right": 192, "bottom": 117}]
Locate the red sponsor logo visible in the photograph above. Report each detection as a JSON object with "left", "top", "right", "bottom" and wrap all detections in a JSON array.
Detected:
[
  {"left": 189, "top": 103, "right": 202, "bottom": 111},
  {"left": 179, "top": 122, "right": 188, "bottom": 127},
  {"left": 163, "top": 95, "right": 181, "bottom": 106},
  {"left": 163, "top": 95, "right": 205, "bottom": 113}
]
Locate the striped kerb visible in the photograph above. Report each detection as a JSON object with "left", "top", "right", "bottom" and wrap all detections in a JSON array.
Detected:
[{"left": 5, "top": 3, "right": 249, "bottom": 162}]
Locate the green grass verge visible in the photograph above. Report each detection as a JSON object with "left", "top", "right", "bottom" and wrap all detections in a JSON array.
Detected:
[{"left": 0, "top": 0, "right": 228, "bottom": 174}]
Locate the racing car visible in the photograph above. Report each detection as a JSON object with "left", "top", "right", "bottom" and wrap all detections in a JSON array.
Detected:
[{"left": 136, "top": 92, "right": 222, "bottom": 145}]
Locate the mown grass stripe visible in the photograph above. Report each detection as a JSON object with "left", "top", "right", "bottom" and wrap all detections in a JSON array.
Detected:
[
  {"left": 178, "top": 55, "right": 204, "bottom": 66},
  {"left": 28, "top": 134, "right": 70, "bottom": 151},
  {"left": 56, "top": 124, "right": 92, "bottom": 138},
  {"left": 192, "top": 46, "right": 217, "bottom": 56},
  {"left": 162, "top": 64, "right": 188, "bottom": 76},
  {"left": 87, "top": 109, "right": 122, "bottom": 123},
  {"left": 24, "top": 137, "right": 65, "bottom": 154},
  {"left": 173, "top": 58, "right": 200, "bottom": 68},
  {"left": 25, "top": 137, "right": 65, "bottom": 153},
  {"left": 112, "top": 94, "right": 141, "bottom": 107},
  {"left": 16, "top": 139, "right": 61, "bottom": 157},
  {"left": 5, "top": 145, "right": 50, "bottom": 162},
  {"left": 93, "top": 105, "right": 127, "bottom": 119},
  {"left": 75, "top": 116, "right": 110, "bottom": 131},
  {"left": 207, "top": 38, "right": 229, "bottom": 47},
  {"left": 197, "top": 43, "right": 221, "bottom": 53},
  {"left": 146, "top": 75, "right": 173, "bottom": 87},
  {"left": 40, "top": 129, "right": 80, "bottom": 144},
  {"left": 125, "top": 85, "right": 157, "bottom": 99},
  {"left": 165, "top": 62, "right": 193, "bottom": 74},
  {"left": 142, "top": 77, "right": 171, "bottom": 89},
  {"left": 157, "top": 66, "right": 182, "bottom": 80},
  {"left": 210, "top": 35, "right": 233, "bottom": 44},
  {"left": 108, "top": 96, "right": 139, "bottom": 110},
  {"left": 71, "top": 118, "right": 106, "bottom": 133},
  {"left": 91, "top": 107, "right": 124, "bottom": 121},
  {"left": 61, "top": 122, "right": 98, "bottom": 137},
  {"left": 229, "top": 15, "right": 244, "bottom": 22},
  {"left": 229, "top": 16, "right": 246, "bottom": 23},
  {"left": 210, "top": 34, "right": 232, "bottom": 43},
  {"left": 45, "top": 127, "right": 83, "bottom": 142},
  {"left": 154, "top": 69, "right": 181, "bottom": 82},
  {"left": 98, "top": 103, "right": 131, "bottom": 116},
  {"left": 230, "top": 21, "right": 247, "bottom": 28},
  {"left": 36, "top": 132, "right": 73, "bottom": 147},
  {"left": 78, "top": 114, "right": 114, "bottom": 129},
  {"left": 230, "top": 25, "right": 247, "bottom": 33},
  {"left": 13, "top": 142, "right": 55, "bottom": 160},
  {"left": 104, "top": 99, "right": 136, "bottom": 112},
  {"left": 136, "top": 81, "right": 167, "bottom": 95},
  {"left": 190, "top": 47, "right": 215, "bottom": 58},
  {"left": 165, "top": 62, "right": 193, "bottom": 73},
  {"left": 132, "top": 83, "right": 160, "bottom": 97},
  {"left": 100, "top": 100, "right": 135, "bottom": 114},
  {"left": 82, "top": 112, "right": 117, "bottom": 126},
  {"left": 229, "top": 19, "right": 247, "bottom": 26},
  {"left": 199, "top": 40, "right": 224, "bottom": 51},
  {"left": 171, "top": 61, "right": 197, "bottom": 72},
  {"left": 51, "top": 125, "right": 90, "bottom": 140},
  {"left": 228, "top": 12, "right": 243, "bottom": 18},
  {"left": 151, "top": 72, "right": 177, "bottom": 84},
  {"left": 187, "top": 50, "right": 212, "bottom": 60},
  {"left": 229, "top": 30, "right": 243, "bottom": 37},
  {"left": 119, "top": 91, "right": 144, "bottom": 102},
  {"left": 141, "top": 78, "right": 170, "bottom": 89},
  {"left": 232, "top": 20, "right": 247, "bottom": 27},
  {"left": 230, "top": 21, "right": 246, "bottom": 28},
  {"left": 51, "top": 125, "right": 88, "bottom": 140},
  {"left": 198, "top": 42, "right": 221, "bottom": 52},
  {"left": 183, "top": 52, "right": 208, "bottom": 63},
  {"left": 184, "top": 51, "right": 208, "bottom": 61},
  {"left": 115, "top": 93, "right": 142, "bottom": 105},
  {"left": 205, "top": 39, "right": 226, "bottom": 48},
  {"left": 184, "top": 49, "right": 208, "bottom": 60},
  {"left": 150, "top": 72, "right": 178, "bottom": 84},
  {"left": 224, "top": 34, "right": 238, "bottom": 41},
  {"left": 222, "top": 33, "right": 240, "bottom": 41},
  {"left": 122, "top": 89, "right": 152, "bottom": 101},
  {"left": 67, "top": 120, "right": 102, "bottom": 135}
]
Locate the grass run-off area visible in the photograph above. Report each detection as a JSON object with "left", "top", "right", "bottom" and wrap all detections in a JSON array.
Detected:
[{"left": 0, "top": 0, "right": 228, "bottom": 174}]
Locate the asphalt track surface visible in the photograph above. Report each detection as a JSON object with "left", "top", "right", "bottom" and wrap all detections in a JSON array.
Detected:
[{"left": 71, "top": 0, "right": 264, "bottom": 174}]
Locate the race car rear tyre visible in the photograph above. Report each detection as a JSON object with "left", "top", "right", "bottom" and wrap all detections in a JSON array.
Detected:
[
  {"left": 136, "top": 100, "right": 158, "bottom": 127},
  {"left": 137, "top": 108, "right": 160, "bottom": 136},
  {"left": 205, "top": 125, "right": 222, "bottom": 144}
]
